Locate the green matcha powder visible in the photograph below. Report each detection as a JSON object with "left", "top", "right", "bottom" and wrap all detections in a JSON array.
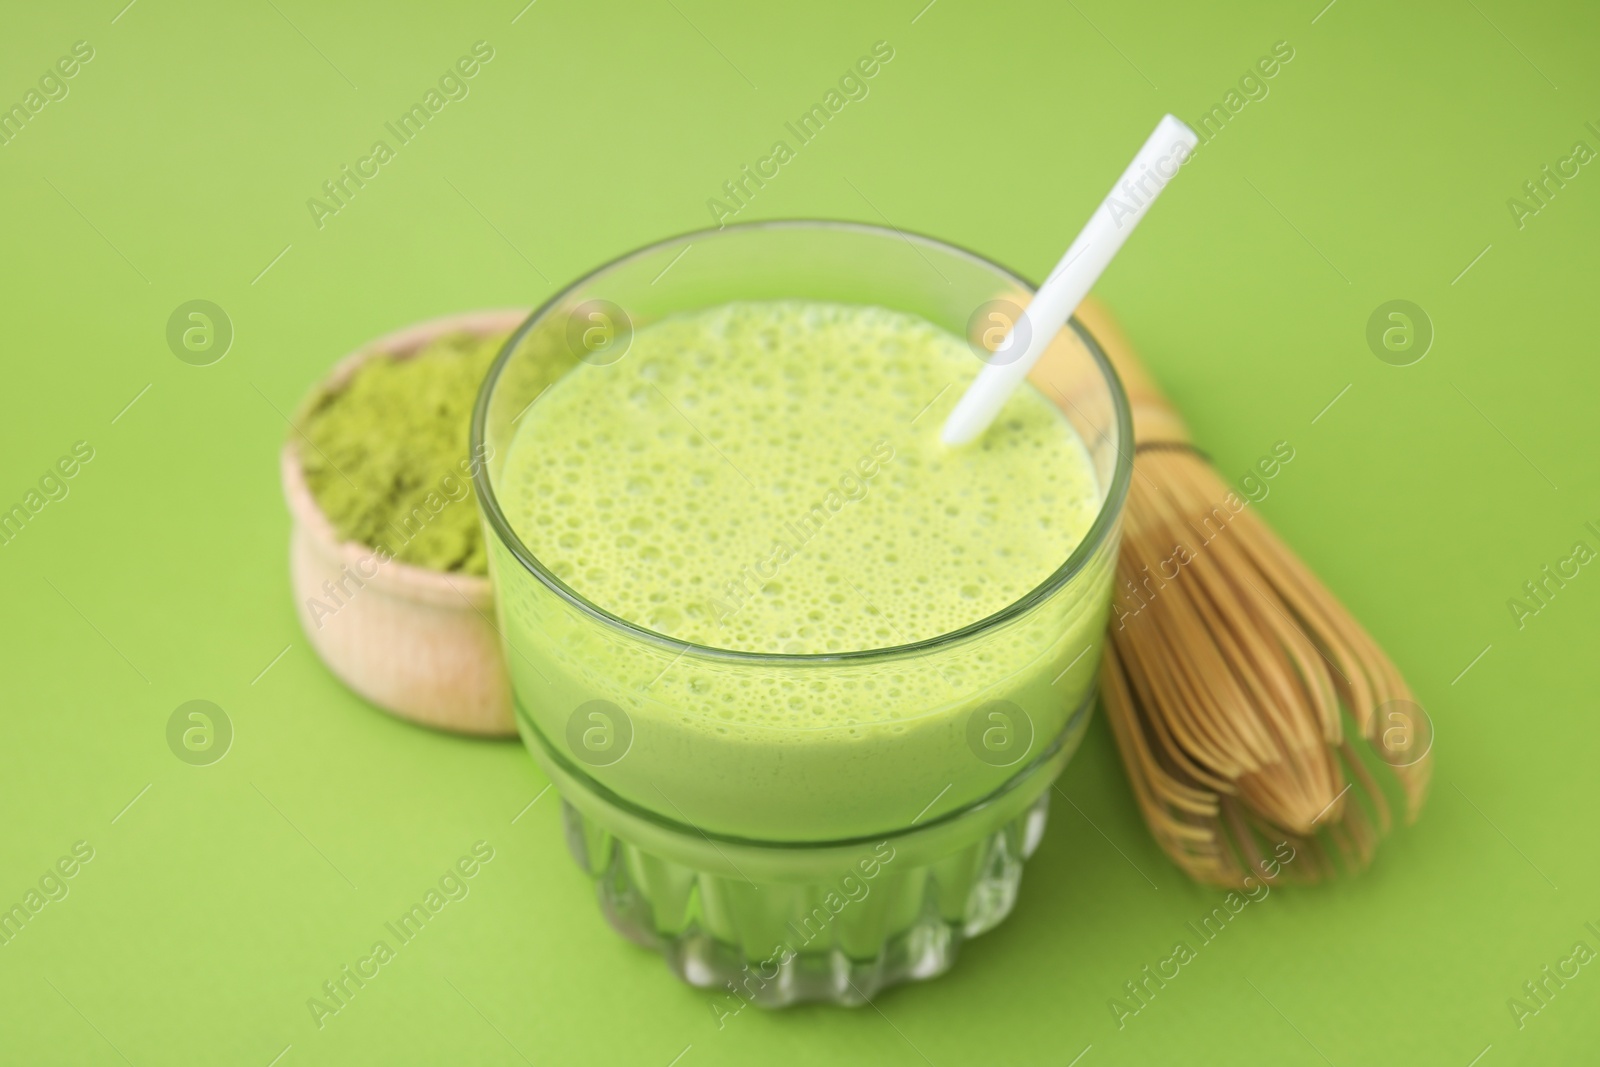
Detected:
[{"left": 298, "top": 330, "right": 507, "bottom": 575}]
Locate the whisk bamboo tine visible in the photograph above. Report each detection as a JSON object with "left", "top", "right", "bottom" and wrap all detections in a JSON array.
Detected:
[
  {"left": 1122, "top": 624, "right": 1249, "bottom": 784},
  {"left": 1340, "top": 740, "right": 1394, "bottom": 836}
]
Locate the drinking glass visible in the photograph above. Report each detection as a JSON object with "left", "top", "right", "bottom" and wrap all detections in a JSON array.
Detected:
[{"left": 472, "top": 220, "right": 1131, "bottom": 1005}]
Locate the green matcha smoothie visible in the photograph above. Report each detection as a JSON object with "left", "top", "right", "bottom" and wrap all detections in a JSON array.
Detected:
[{"left": 492, "top": 299, "right": 1113, "bottom": 842}]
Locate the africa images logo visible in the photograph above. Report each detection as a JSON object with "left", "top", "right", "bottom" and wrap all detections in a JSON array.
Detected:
[{"left": 305, "top": 42, "right": 496, "bottom": 230}]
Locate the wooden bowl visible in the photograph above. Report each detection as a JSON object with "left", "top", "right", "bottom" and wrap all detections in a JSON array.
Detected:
[{"left": 280, "top": 309, "right": 529, "bottom": 737}]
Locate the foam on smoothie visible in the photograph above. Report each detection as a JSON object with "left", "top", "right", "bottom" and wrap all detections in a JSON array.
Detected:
[{"left": 503, "top": 300, "right": 1096, "bottom": 675}]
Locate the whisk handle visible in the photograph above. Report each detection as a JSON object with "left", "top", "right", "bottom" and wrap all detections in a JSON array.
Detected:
[{"left": 1075, "top": 297, "right": 1193, "bottom": 448}]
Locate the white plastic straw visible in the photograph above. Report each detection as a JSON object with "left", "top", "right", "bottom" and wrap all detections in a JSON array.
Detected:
[{"left": 940, "top": 114, "right": 1199, "bottom": 446}]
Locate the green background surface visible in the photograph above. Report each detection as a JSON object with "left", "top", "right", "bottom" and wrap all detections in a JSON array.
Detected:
[{"left": 2, "top": 0, "right": 1597, "bottom": 1064}]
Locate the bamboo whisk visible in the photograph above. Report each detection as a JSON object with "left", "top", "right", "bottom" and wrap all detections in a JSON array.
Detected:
[{"left": 1070, "top": 298, "right": 1432, "bottom": 887}]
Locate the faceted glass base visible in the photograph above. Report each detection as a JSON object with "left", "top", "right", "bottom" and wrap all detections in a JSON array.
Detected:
[{"left": 561, "top": 788, "right": 1053, "bottom": 1007}]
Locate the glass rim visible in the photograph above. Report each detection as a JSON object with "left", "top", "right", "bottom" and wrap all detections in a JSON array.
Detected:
[{"left": 470, "top": 218, "right": 1134, "bottom": 666}]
